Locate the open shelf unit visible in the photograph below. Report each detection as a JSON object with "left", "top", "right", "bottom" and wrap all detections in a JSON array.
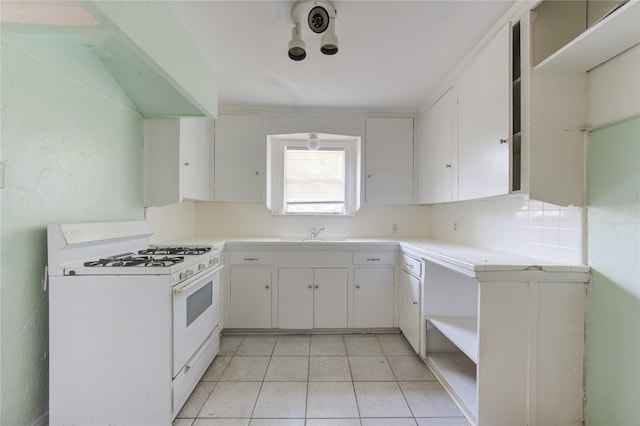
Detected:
[
  {"left": 534, "top": 0, "right": 639, "bottom": 72},
  {"left": 423, "top": 259, "right": 480, "bottom": 422},
  {"left": 511, "top": 21, "right": 522, "bottom": 192},
  {"left": 420, "top": 247, "right": 589, "bottom": 426}
]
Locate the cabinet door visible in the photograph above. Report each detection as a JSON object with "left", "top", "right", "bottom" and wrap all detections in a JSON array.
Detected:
[
  {"left": 314, "top": 269, "right": 348, "bottom": 328},
  {"left": 228, "top": 267, "right": 272, "bottom": 328},
  {"left": 419, "top": 87, "right": 456, "bottom": 204},
  {"left": 143, "top": 118, "right": 181, "bottom": 207},
  {"left": 214, "top": 115, "right": 264, "bottom": 202},
  {"left": 180, "top": 117, "right": 210, "bottom": 201},
  {"left": 354, "top": 268, "right": 394, "bottom": 328},
  {"left": 278, "top": 268, "right": 314, "bottom": 329},
  {"left": 365, "top": 117, "right": 414, "bottom": 205},
  {"left": 400, "top": 270, "right": 421, "bottom": 353},
  {"left": 458, "top": 24, "right": 510, "bottom": 201}
]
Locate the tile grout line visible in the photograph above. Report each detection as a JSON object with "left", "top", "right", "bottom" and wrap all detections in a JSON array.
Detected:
[
  {"left": 249, "top": 335, "right": 277, "bottom": 420},
  {"left": 376, "top": 333, "right": 420, "bottom": 425}
]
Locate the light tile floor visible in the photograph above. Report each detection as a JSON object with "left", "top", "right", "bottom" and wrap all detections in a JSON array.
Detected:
[{"left": 174, "top": 333, "right": 470, "bottom": 426}]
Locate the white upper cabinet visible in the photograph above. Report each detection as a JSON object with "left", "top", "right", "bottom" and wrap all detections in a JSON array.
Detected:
[
  {"left": 143, "top": 117, "right": 210, "bottom": 207},
  {"left": 364, "top": 117, "right": 414, "bottom": 205},
  {"left": 457, "top": 24, "right": 511, "bottom": 201},
  {"left": 181, "top": 118, "right": 210, "bottom": 201},
  {"left": 419, "top": 87, "right": 457, "bottom": 204},
  {"left": 213, "top": 114, "right": 264, "bottom": 202}
]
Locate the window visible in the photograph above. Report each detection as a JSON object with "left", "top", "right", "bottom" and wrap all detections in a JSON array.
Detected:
[
  {"left": 285, "top": 147, "right": 345, "bottom": 214},
  {"left": 267, "top": 133, "right": 361, "bottom": 215}
]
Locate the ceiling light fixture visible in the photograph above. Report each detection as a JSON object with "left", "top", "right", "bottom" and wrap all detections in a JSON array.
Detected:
[
  {"left": 288, "top": 23, "right": 306, "bottom": 61},
  {"left": 288, "top": 0, "right": 338, "bottom": 61},
  {"left": 308, "top": 132, "right": 320, "bottom": 150}
]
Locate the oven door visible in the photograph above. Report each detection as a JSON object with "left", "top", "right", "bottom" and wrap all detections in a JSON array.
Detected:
[{"left": 172, "top": 265, "right": 222, "bottom": 377}]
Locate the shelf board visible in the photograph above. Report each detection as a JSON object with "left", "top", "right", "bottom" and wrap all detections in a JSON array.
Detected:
[
  {"left": 535, "top": 0, "right": 640, "bottom": 72},
  {"left": 427, "top": 352, "right": 478, "bottom": 423},
  {"left": 429, "top": 316, "right": 478, "bottom": 363}
]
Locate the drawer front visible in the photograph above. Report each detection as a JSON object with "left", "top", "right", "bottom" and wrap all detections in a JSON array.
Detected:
[
  {"left": 229, "top": 251, "right": 274, "bottom": 265},
  {"left": 401, "top": 253, "right": 422, "bottom": 276},
  {"left": 173, "top": 329, "right": 219, "bottom": 415},
  {"left": 353, "top": 252, "right": 396, "bottom": 265}
]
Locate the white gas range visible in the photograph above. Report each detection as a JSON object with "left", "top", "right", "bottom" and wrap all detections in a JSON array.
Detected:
[{"left": 47, "top": 220, "right": 222, "bottom": 426}]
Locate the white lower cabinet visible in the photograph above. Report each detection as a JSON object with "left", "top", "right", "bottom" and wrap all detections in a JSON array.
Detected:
[
  {"left": 278, "top": 268, "right": 348, "bottom": 329},
  {"left": 228, "top": 267, "right": 272, "bottom": 328},
  {"left": 353, "top": 268, "right": 394, "bottom": 328},
  {"left": 399, "top": 254, "right": 422, "bottom": 353}
]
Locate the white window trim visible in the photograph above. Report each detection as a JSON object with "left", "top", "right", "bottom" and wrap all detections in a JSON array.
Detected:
[{"left": 267, "top": 133, "right": 361, "bottom": 216}]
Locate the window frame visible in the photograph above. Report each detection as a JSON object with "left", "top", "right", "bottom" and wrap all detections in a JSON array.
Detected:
[{"left": 266, "top": 133, "right": 361, "bottom": 216}]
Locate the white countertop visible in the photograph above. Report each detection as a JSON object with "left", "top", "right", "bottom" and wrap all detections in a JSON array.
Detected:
[{"left": 158, "top": 236, "right": 589, "bottom": 278}]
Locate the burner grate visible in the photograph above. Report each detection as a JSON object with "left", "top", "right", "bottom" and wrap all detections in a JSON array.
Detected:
[
  {"left": 138, "top": 246, "right": 212, "bottom": 256},
  {"left": 84, "top": 255, "right": 184, "bottom": 267}
]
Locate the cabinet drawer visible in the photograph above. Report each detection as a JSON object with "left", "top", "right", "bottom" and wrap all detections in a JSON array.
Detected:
[
  {"left": 173, "top": 329, "right": 219, "bottom": 414},
  {"left": 401, "top": 253, "right": 422, "bottom": 277},
  {"left": 229, "top": 252, "right": 273, "bottom": 265},
  {"left": 353, "top": 252, "right": 396, "bottom": 265}
]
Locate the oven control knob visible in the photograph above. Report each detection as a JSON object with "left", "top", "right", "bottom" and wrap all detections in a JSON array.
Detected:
[
  {"left": 199, "top": 263, "right": 206, "bottom": 270},
  {"left": 179, "top": 269, "right": 194, "bottom": 280}
]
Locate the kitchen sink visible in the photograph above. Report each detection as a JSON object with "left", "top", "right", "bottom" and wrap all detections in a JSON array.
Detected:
[{"left": 279, "top": 238, "right": 346, "bottom": 242}]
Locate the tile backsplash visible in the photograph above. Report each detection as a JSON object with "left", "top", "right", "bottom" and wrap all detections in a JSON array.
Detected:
[{"left": 430, "top": 195, "right": 584, "bottom": 264}]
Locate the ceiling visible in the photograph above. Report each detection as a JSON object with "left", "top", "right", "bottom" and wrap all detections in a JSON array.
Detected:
[{"left": 165, "top": 0, "right": 515, "bottom": 111}]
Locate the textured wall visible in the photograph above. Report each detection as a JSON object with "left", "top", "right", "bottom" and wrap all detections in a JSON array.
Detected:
[
  {"left": 583, "top": 45, "right": 640, "bottom": 426},
  {"left": 585, "top": 116, "right": 640, "bottom": 425},
  {"left": 0, "top": 34, "right": 143, "bottom": 425}
]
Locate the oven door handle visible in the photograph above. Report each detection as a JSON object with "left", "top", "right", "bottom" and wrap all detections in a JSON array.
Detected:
[{"left": 173, "top": 265, "right": 224, "bottom": 295}]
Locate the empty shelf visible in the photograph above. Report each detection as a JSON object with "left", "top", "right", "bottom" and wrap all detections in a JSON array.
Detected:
[{"left": 429, "top": 316, "right": 478, "bottom": 363}]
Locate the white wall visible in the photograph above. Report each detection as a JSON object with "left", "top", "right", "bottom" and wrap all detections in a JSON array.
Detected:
[
  {"left": 430, "top": 195, "right": 584, "bottom": 264},
  {"left": 147, "top": 201, "right": 196, "bottom": 244},
  {"left": 194, "top": 202, "right": 431, "bottom": 239}
]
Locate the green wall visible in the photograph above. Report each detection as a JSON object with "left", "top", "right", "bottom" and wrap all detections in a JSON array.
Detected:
[
  {"left": 0, "top": 33, "right": 144, "bottom": 425},
  {"left": 586, "top": 115, "right": 640, "bottom": 425}
]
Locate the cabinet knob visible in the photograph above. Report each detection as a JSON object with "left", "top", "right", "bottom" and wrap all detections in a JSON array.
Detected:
[
  {"left": 355, "top": 285, "right": 360, "bottom": 289},
  {"left": 367, "top": 174, "right": 372, "bottom": 178},
  {"left": 308, "top": 285, "right": 313, "bottom": 289},
  {"left": 315, "top": 285, "right": 319, "bottom": 289},
  {"left": 184, "top": 162, "right": 190, "bottom": 166},
  {"left": 445, "top": 164, "right": 452, "bottom": 168},
  {"left": 499, "top": 138, "right": 508, "bottom": 144},
  {"left": 265, "top": 285, "right": 270, "bottom": 289},
  {"left": 255, "top": 171, "right": 259, "bottom": 175},
  {"left": 413, "top": 301, "right": 418, "bottom": 305}
]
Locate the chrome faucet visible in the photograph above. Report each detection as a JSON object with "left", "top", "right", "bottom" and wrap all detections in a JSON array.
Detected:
[{"left": 310, "top": 227, "right": 325, "bottom": 240}]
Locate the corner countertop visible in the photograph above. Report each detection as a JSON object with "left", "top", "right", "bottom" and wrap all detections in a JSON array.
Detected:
[
  {"left": 399, "top": 240, "right": 590, "bottom": 276},
  {"left": 156, "top": 236, "right": 589, "bottom": 278}
]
